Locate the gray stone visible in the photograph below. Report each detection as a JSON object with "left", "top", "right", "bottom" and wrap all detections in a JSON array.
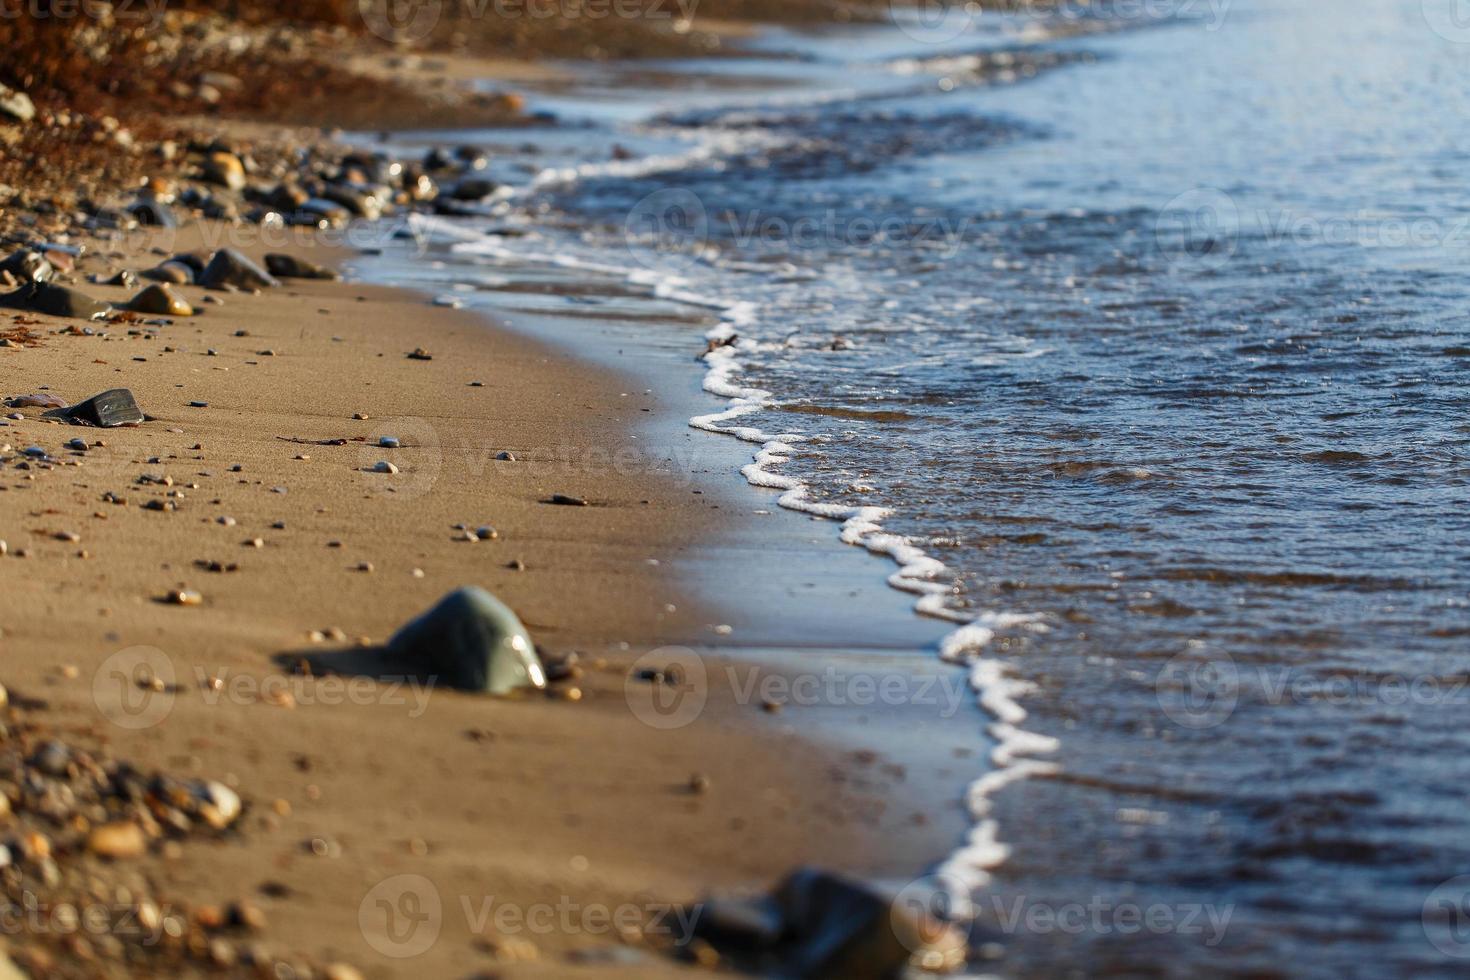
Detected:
[
  {"left": 264, "top": 254, "right": 338, "bottom": 280},
  {"left": 44, "top": 388, "right": 143, "bottom": 428},
  {"left": 694, "top": 868, "right": 969, "bottom": 979},
  {"left": 450, "top": 177, "right": 499, "bottom": 201},
  {"left": 0, "top": 249, "right": 53, "bottom": 285},
  {"left": 199, "top": 249, "right": 277, "bottom": 291},
  {"left": 143, "top": 261, "right": 194, "bottom": 285},
  {"left": 3, "top": 282, "right": 110, "bottom": 320},
  {"left": 126, "top": 197, "right": 178, "bottom": 228},
  {"left": 387, "top": 587, "right": 545, "bottom": 694}
]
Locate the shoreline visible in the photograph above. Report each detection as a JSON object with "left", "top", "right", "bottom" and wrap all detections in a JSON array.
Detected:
[{"left": 1, "top": 215, "right": 968, "bottom": 974}]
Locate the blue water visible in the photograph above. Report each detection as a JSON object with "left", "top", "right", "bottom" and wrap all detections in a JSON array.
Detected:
[{"left": 364, "top": 2, "right": 1470, "bottom": 974}]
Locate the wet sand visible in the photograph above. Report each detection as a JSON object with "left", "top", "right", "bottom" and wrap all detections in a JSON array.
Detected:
[{"left": 0, "top": 224, "right": 962, "bottom": 975}]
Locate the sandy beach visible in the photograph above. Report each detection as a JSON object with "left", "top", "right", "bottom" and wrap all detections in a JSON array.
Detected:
[{"left": 0, "top": 216, "right": 962, "bottom": 976}]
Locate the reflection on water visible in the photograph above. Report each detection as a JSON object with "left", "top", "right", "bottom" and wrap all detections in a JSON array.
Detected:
[{"left": 368, "top": 0, "right": 1470, "bottom": 974}]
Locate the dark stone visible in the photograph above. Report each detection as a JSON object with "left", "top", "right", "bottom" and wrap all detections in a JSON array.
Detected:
[
  {"left": 143, "top": 261, "right": 194, "bottom": 285},
  {"left": 693, "top": 868, "right": 968, "bottom": 980},
  {"left": 387, "top": 587, "right": 545, "bottom": 694},
  {"left": 449, "top": 177, "right": 499, "bottom": 201},
  {"left": 0, "top": 249, "right": 52, "bottom": 285},
  {"left": 3, "top": 282, "right": 110, "bottom": 320},
  {"left": 319, "top": 185, "right": 381, "bottom": 220},
  {"left": 199, "top": 249, "right": 277, "bottom": 291},
  {"left": 44, "top": 388, "right": 144, "bottom": 428},
  {"left": 423, "top": 147, "right": 455, "bottom": 172},
  {"left": 125, "top": 198, "right": 178, "bottom": 228},
  {"left": 264, "top": 254, "right": 338, "bottom": 280},
  {"left": 168, "top": 252, "right": 211, "bottom": 278},
  {"left": 547, "top": 494, "right": 589, "bottom": 507}
]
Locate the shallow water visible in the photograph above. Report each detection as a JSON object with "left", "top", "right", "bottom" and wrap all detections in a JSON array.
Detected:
[{"left": 359, "top": 1, "right": 1470, "bottom": 974}]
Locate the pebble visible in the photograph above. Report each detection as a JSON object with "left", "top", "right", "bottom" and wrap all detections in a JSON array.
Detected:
[
  {"left": 128, "top": 283, "right": 193, "bottom": 317},
  {"left": 475, "top": 525, "right": 499, "bottom": 540},
  {"left": 371, "top": 461, "right": 398, "bottom": 474},
  {"left": 496, "top": 451, "right": 515, "bottom": 461},
  {"left": 407, "top": 348, "right": 433, "bottom": 361},
  {"left": 166, "top": 589, "right": 203, "bottom": 606},
  {"left": 8, "top": 393, "right": 67, "bottom": 409},
  {"left": 548, "top": 493, "right": 589, "bottom": 506},
  {"left": 87, "top": 822, "right": 147, "bottom": 860},
  {"left": 67, "top": 438, "right": 88, "bottom": 451},
  {"left": 378, "top": 436, "right": 400, "bottom": 448}
]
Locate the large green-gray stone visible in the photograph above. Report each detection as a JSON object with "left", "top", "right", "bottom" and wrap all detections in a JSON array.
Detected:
[
  {"left": 387, "top": 587, "right": 545, "bottom": 694},
  {"left": 3, "top": 282, "right": 110, "bottom": 320},
  {"left": 199, "top": 248, "right": 278, "bottom": 291}
]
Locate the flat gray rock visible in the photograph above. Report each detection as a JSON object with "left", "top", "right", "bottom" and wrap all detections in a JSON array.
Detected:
[
  {"left": 44, "top": 388, "right": 144, "bottom": 428},
  {"left": 3, "top": 282, "right": 110, "bottom": 320},
  {"left": 264, "top": 253, "right": 338, "bottom": 280},
  {"left": 199, "top": 248, "right": 278, "bottom": 291}
]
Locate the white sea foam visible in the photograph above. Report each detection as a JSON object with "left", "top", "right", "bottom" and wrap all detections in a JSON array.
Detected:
[
  {"left": 396, "top": 87, "right": 1061, "bottom": 921},
  {"left": 669, "top": 274, "right": 1062, "bottom": 909}
]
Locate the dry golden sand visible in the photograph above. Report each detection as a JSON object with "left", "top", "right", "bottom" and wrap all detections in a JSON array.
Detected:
[{"left": 0, "top": 226, "right": 942, "bottom": 976}]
